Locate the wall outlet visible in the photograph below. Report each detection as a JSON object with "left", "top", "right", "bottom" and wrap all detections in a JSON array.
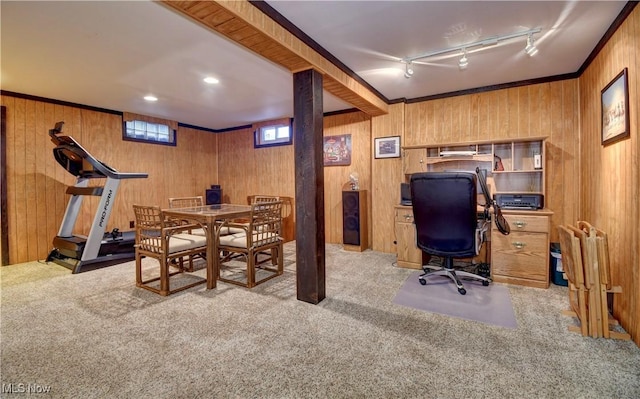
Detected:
[{"left": 129, "top": 220, "right": 135, "bottom": 228}]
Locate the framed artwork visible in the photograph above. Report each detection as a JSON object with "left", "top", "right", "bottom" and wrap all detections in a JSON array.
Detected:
[
  {"left": 374, "top": 136, "right": 401, "bottom": 159},
  {"left": 323, "top": 134, "right": 351, "bottom": 166},
  {"left": 601, "top": 68, "right": 630, "bottom": 145}
]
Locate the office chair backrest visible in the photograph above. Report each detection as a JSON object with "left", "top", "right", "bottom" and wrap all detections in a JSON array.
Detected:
[{"left": 410, "top": 172, "right": 478, "bottom": 257}]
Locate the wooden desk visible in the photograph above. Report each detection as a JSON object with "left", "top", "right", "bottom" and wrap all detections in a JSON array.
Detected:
[
  {"left": 394, "top": 205, "right": 422, "bottom": 269},
  {"left": 163, "top": 204, "right": 252, "bottom": 289},
  {"left": 394, "top": 205, "right": 552, "bottom": 288},
  {"left": 394, "top": 205, "right": 488, "bottom": 269}
]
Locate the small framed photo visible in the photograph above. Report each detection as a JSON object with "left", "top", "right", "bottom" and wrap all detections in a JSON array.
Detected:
[
  {"left": 601, "top": 68, "right": 630, "bottom": 146},
  {"left": 374, "top": 136, "right": 401, "bottom": 159}
]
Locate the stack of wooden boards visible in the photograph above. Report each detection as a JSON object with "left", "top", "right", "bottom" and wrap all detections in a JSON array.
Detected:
[{"left": 557, "top": 221, "right": 630, "bottom": 340}]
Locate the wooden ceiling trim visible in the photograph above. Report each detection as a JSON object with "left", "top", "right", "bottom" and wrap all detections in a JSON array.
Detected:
[
  {"left": 216, "top": 17, "right": 249, "bottom": 35},
  {"left": 238, "top": 31, "right": 268, "bottom": 47},
  {"left": 226, "top": 25, "right": 261, "bottom": 43},
  {"left": 160, "top": 0, "right": 388, "bottom": 117},
  {"left": 182, "top": 2, "right": 235, "bottom": 26},
  {"left": 182, "top": 1, "right": 214, "bottom": 14}
]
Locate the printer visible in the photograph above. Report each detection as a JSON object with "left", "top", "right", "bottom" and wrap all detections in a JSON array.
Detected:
[{"left": 494, "top": 193, "right": 544, "bottom": 210}]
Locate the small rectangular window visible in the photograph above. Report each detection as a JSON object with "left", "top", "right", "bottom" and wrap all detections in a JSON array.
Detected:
[
  {"left": 123, "top": 120, "right": 176, "bottom": 146},
  {"left": 254, "top": 119, "right": 293, "bottom": 148}
]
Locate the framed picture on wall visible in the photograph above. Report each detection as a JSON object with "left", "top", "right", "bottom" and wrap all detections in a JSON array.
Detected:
[
  {"left": 323, "top": 134, "right": 352, "bottom": 166},
  {"left": 601, "top": 68, "right": 630, "bottom": 146},
  {"left": 374, "top": 136, "right": 401, "bottom": 159}
]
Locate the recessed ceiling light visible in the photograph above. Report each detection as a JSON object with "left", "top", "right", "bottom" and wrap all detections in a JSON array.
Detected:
[
  {"left": 143, "top": 95, "right": 158, "bottom": 102},
  {"left": 203, "top": 77, "right": 219, "bottom": 84}
]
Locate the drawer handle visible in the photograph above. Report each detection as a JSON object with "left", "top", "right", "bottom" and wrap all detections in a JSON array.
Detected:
[
  {"left": 404, "top": 214, "right": 412, "bottom": 221},
  {"left": 514, "top": 221, "right": 527, "bottom": 228},
  {"left": 512, "top": 241, "right": 526, "bottom": 249}
]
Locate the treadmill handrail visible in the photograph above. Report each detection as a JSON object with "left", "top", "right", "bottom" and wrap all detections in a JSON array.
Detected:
[
  {"left": 50, "top": 121, "right": 147, "bottom": 180},
  {"left": 52, "top": 139, "right": 148, "bottom": 179}
]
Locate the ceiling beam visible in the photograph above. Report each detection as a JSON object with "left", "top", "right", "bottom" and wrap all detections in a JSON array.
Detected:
[{"left": 160, "top": 0, "right": 388, "bottom": 117}]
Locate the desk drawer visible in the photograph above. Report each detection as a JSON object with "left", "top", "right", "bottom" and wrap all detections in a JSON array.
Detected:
[
  {"left": 491, "top": 231, "right": 548, "bottom": 281},
  {"left": 395, "top": 209, "right": 414, "bottom": 224},
  {"left": 499, "top": 214, "right": 548, "bottom": 233}
]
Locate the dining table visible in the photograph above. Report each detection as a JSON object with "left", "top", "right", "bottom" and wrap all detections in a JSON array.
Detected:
[{"left": 162, "top": 203, "right": 252, "bottom": 289}]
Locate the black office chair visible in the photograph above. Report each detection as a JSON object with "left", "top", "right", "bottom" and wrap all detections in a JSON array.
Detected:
[{"left": 410, "top": 171, "right": 491, "bottom": 295}]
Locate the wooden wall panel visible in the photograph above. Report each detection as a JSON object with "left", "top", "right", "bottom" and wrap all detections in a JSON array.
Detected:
[
  {"left": 578, "top": 6, "right": 639, "bottom": 345},
  {"left": 404, "top": 80, "right": 580, "bottom": 245},
  {"left": 221, "top": 112, "right": 373, "bottom": 248},
  {"left": 217, "top": 117, "right": 296, "bottom": 214},
  {"left": 371, "top": 103, "right": 404, "bottom": 254},
  {"left": 0, "top": 95, "right": 218, "bottom": 264},
  {"left": 322, "top": 112, "right": 371, "bottom": 245}
]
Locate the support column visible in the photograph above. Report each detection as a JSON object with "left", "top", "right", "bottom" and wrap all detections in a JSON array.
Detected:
[
  {"left": 1, "top": 106, "right": 7, "bottom": 266},
  {"left": 293, "top": 69, "right": 325, "bottom": 304}
]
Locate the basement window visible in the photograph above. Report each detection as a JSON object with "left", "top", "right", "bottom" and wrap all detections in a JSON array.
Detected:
[
  {"left": 254, "top": 119, "right": 293, "bottom": 148},
  {"left": 123, "top": 120, "right": 176, "bottom": 146}
]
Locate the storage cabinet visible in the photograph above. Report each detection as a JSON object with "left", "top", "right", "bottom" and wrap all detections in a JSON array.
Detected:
[
  {"left": 403, "top": 137, "right": 546, "bottom": 197},
  {"left": 491, "top": 210, "right": 552, "bottom": 288},
  {"left": 401, "top": 148, "right": 427, "bottom": 175},
  {"left": 394, "top": 206, "right": 422, "bottom": 269}
]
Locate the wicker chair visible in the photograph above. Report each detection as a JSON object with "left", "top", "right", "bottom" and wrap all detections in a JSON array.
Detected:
[
  {"left": 248, "top": 195, "right": 280, "bottom": 204},
  {"left": 217, "top": 201, "right": 284, "bottom": 288},
  {"left": 133, "top": 204, "right": 208, "bottom": 296},
  {"left": 168, "top": 196, "right": 206, "bottom": 235},
  {"left": 168, "top": 196, "right": 204, "bottom": 209}
]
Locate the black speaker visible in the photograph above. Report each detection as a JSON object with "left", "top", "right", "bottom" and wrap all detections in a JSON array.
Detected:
[
  {"left": 342, "top": 190, "right": 363, "bottom": 246},
  {"left": 205, "top": 187, "right": 222, "bottom": 205}
]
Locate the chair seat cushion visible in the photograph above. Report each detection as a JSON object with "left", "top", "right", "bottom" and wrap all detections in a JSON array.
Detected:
[
  {"left": 188, "top": 228, "right": 206, "bottom": 236},
  {"left": 219, "top": 232, "right": 281, "bottom": 248},
  {"left": 219, "top": 233, "right": 248, "bottom": 248},
  {"left": 219, "top": 226, "right": 246, "bottom": 236},
  {"left": 168, "top": 233, "right": 207, "bottom": 253}
]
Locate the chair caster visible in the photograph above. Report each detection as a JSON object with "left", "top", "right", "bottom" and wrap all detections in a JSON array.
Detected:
[
  {"left": 458, "top": 287, "right": 467, "bottom": 295},
  {"left": 482, "top": 280, "right": 490, "bottom": 286},
  {"left": 419, "top": 278, "right": 427, "bottom": 285}
]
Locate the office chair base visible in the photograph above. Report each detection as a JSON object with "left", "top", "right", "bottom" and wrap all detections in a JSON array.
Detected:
[{"left": 419, "top": 266, "right": 491, "bottom": 295}]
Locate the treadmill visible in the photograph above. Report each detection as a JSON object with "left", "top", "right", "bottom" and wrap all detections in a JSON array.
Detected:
[{"left": 46, "top": 121, "right": 148, "bottom": 273}]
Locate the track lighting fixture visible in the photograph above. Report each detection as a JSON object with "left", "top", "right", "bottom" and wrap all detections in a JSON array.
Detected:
[
  {"left": 401, "top": 28, "right": 540, "bottom": 77},
  {"left": 404, "top": 62, "right": 414, "bottom": 79},
  {"left": 524, "top": 34, "right": 538, "bottom": 56},
  {"left": 458, "top": 49, "right": 468, "bottom": 70}
]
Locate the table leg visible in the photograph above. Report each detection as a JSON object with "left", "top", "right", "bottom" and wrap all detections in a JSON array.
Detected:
[{"left": 206, "top": 221, "right": 217, "bottom": 289}]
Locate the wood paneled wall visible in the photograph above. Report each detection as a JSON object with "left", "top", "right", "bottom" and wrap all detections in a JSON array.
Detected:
[
  {"left": 371, "top": 103, "right": 404, "bottom": 254},
  {"left": 217, "top": 112, "right": 372, "bottom": 246},
  {"left": 0, "top": 95, "right": 218, "bottom": 264},
  {"left": 404, "top": 81, "right": 581, "bottom": 244},
  {"left": 217, "top": 117, "right": 295, "bottom": 208},
  {"left": 322, "top": 112, "right": 372, "bottom": 245},
  {"left": 578, "top": 6, "right": 639, "bottom": 345}
]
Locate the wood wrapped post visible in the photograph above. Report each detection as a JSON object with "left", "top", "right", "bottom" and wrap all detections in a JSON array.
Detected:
[{"left": 294, "top": 69, "right": 326, "bottom": 304}]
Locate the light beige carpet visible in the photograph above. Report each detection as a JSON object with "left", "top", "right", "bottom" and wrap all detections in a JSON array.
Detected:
[{"left": 1, "top": 242, "right": 639, "bottom": 399}]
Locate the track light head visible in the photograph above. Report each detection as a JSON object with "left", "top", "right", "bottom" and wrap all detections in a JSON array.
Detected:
[
  {"left": 404, "top": 63, "right": 414, "bottom": 79},
  {"left": 458, "top": 50, "right": 468, "bottom": 70},
  {"left": 525, "top": 34, "right": 538, "bottom": 56}
]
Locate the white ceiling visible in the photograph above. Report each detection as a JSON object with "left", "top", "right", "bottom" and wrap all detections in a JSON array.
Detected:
[{"left": 1, "top": 1, "right": 629, "bottom": 131}]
